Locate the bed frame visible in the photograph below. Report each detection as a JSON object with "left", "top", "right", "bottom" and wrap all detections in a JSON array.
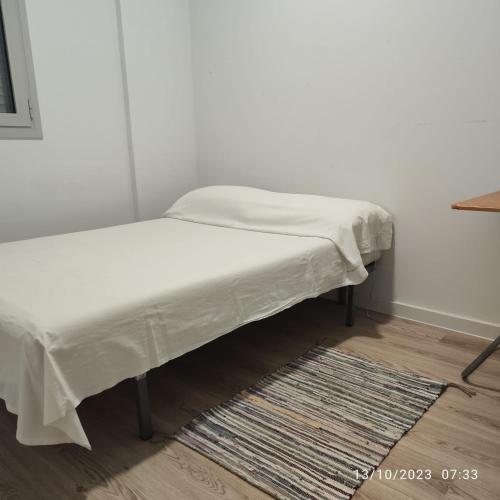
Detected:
[{"left": 133, "top": 260, "right": 377, "bottom": 440}]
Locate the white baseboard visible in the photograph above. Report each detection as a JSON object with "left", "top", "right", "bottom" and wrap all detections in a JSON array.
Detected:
[
  {"left": 323, "top": 290, "right": 500, "bottom": 340},
  {"left": 364, "top": 299, "right": 500, "bottom": 340}
]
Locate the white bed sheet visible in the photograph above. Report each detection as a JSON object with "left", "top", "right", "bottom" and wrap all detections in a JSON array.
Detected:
[{"left": 0, "top": 218, "right": 384, "bottom": 449}]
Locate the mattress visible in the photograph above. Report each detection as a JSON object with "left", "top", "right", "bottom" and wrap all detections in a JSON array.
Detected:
[{"left": 0, "top": 187, "right": 392, "bottom": 448}]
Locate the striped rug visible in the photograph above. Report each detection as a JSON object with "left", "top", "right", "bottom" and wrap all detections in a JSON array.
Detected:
[{"left": 173, "top": 346, "right": 445, "bottom": 500}]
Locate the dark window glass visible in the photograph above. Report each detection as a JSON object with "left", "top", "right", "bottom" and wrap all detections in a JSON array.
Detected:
[{"left": 0, "top": 6, "right": 15, "bottom": 114}]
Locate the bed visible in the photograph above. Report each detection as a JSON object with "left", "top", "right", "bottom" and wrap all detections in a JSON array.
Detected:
[{"left": 0, "top": 186, "right": 392, "bottom": 448}]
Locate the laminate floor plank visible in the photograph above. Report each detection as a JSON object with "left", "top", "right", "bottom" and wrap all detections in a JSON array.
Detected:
[{"left": 1, "top": 299, "right": 498, "bottom": 499}]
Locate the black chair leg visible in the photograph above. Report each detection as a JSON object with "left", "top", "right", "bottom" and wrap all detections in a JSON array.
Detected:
[
  {"left": 345, "top": 285, "right": 354, "bottom": 327},
  {"left": 136, "top": 373, "right": 153, "bottom": 440}
]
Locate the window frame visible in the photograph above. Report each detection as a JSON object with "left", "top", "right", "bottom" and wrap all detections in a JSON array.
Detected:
[{"left": 0, "top": 0, "right": 41, "bottom": 139}]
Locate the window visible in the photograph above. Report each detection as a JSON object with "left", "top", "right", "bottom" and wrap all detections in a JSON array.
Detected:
[{"left": 0, "top": 0, "right": 41, "bottom": 139}]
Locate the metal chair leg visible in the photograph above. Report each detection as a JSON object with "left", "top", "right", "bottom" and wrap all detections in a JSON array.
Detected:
[
  {"left": 136, "top": 373, "right": 153, "bottom": 440},
  {"left": 462, "top": 336, "right": 500, "bottom": 381},
  {"left": 345, "top": 285, "right": 354, "bottom": 327}
]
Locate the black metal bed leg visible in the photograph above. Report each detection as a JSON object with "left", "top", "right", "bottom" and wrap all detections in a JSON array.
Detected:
[
  {"left": 345, "top": 285, "right": 354, "bottom": 327},
  {"left": 338, "top": 287, "right": 347, "bottom": 305},
  {"left": 136, "top": 373, "right": 153, "bottom": 440}
]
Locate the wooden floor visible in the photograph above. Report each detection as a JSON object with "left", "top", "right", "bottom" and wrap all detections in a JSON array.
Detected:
[{"left": 1, "top": 299, "right": 500, "bottom": 500}]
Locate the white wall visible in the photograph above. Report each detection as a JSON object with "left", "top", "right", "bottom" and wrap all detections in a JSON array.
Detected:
[
  {"left": 119, "top": 0, "right": 197, "bottom": 220},
  {"left": 190, "top": 0, "right": 500, "bottom": 338},
  {"left": 0, "top": 0, "right": 197, "bottom": 242},
  {"left": 0, "top": 0, "right": 135, "bottom": 243}
]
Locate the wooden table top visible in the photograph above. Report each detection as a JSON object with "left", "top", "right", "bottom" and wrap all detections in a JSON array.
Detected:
[{"left": 452, "top": 191, "right": 500, "bottom": 213}]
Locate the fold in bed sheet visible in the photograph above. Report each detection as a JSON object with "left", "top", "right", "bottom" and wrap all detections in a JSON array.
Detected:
[{"left": 0, "top": 218, "right": 386, "bottom": 448}]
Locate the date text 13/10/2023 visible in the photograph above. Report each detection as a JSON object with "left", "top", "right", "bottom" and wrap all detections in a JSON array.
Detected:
[{"left": 356, "top": 469, "right": 479, "bottom": 481}]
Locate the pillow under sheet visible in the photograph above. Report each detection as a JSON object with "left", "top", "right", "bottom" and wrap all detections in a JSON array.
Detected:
[{"left": 163, "top": 185, "right": 393, "bottom": 272}]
